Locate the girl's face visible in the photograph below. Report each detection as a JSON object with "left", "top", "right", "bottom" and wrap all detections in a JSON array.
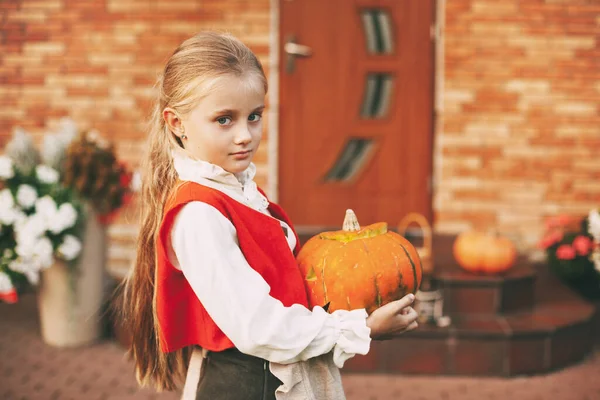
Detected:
[{"left": 174, "top": 74, "right": 266, "bottom": 174}]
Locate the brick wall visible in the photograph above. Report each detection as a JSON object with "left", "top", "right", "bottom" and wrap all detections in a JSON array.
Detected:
[
  {"left": 1, "top": 0, "right": 599, "bottom": 273},
  {"left": 0, "top": 0, "right": 272, "bottom": 275},
  {"left": 436, "top": 0, "right": 600, "bottom": 254}
]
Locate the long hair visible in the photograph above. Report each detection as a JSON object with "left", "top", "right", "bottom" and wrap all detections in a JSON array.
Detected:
[{"left": 118, "top": 31, "right": 268, "bottom": 391}]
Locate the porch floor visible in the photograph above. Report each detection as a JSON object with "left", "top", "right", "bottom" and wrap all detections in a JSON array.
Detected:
[{"left": 1, "top": 294, "right": 599, "bottom": 400}]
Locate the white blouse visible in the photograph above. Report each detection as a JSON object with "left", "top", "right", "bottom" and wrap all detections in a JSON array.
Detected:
[{"left": 168, "top": 151, "right": 371, "bottom": 373}]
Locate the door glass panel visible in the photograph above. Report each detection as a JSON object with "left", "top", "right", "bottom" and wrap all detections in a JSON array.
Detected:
[
  {"left": 325, "top": 138, "right": 376, "bottom": 182},
  {"left": 360, "top": 73, "right": 394, "bottom": 119},
  {"left": 361, "top": 9, "right": 394, "bottom": 54}
]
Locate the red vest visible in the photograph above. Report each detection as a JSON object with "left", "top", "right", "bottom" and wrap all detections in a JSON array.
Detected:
[{"left": 155, "top": 181, "right": 309, "bottom": 353}]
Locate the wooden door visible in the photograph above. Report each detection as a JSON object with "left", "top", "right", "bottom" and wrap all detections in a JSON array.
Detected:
[{"left": 279, "top": 0, "right": 435, "bottom": 230}]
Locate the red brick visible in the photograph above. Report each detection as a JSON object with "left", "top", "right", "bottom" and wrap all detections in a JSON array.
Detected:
[
  {"left": 440, "top": 0, "right": 600, "bottom": 245},
  {"left": 1, "top": 0, "right": 599, "bottom": 266}
]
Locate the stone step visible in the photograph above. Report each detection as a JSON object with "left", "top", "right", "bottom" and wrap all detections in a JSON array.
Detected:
[
  {"left": 343, "top": 264, "right": 598, "bottom": 376},
  {"left": 432, "top": 263, "right": 536, "bottom": 316}
]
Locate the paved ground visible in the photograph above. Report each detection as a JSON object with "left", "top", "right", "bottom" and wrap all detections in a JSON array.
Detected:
[{"left": 1, "top": 294, "right": 599, "bottom": 400}]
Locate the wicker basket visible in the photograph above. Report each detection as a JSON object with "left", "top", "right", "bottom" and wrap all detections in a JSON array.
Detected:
[{"left": 397, "top": 212, "right": 433, "bottom": 275}]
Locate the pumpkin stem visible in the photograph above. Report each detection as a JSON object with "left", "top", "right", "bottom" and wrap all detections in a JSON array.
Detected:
[{"left": 343, "top": 209, "right": 360, "bottom": 232}]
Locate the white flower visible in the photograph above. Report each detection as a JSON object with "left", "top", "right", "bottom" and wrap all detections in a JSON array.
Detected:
[
  {"left": 58, "top": 235, "right": 82, "bottom": 261},
  {"left": 0, "top": 189, "right": 14, "bottom": 208},
  {"left": 14, "top": 214, "right": 47, "bottom": 267},
  {"left": 14, "top": 213, "right": 47, "bottom": 242},
  {"left": 34, "top": 237, "right": 54, "bottom": 268},
  {"left": 131, "top": 170, "right": 142, "bottom": 192},
  {"left": 5, "top": 127, "right": 40, "bottom": 175},
  {"left": 48, "top": 216, "right": 65, "bottom": 235},
  {"left": 0, "top": 271, "right": 14, "bottom": 295},
  {"left": 0, "top": 208, "right": 19, "bottom": 226},
  {"left": 58, "top": 203, "right": 77, "bottom": 228},
  {"left": 16, "top": 184, "right": 38, "bottom": 209},
  {"left": 35, "top": 165, "right": 59, "bottom": 184},
  {"left": 41, "top": 137, "right": 66, "bottom": 171},
  {"left": 12, "top": 210, "right": 27, "bottom": 226},
  {"left": 15, "top": 236, "right": 36, "bottom": 259},
  {"left": 8, "top": 260, "right": 40, "bottom": 285},
  {"left": 0, "top": 156, "right": 14, "bottom": 179},
  {"left": 0, "top": 189, "right": 18, "bottom": 226},
  {"left": 8, "top": 235, "right": 54, "bottom": 285},
  {"left": 41, "top": 118, "right": 77, "bottom": 170},
  {"left": 58, "top": 118, "right": 78, "bottom": 140},
  {"left": 7, "top": 259, "right": 23, "bottom": 273},
  {"left": 591, "top": 250, "right": 600, "bottom": 273},
  {"left": 49, "top": 202, "right": 78, "bottom": 234},
  {"left": 588, "top": 209, "right": 600, "bottom": 241},
  {"left": 35, "top": 196, "right": 58, "bottom": 222}
]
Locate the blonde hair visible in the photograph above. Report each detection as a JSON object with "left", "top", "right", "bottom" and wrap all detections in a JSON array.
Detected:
[{"left": 118, "top": 31, "right": 267, "bottom": 391}]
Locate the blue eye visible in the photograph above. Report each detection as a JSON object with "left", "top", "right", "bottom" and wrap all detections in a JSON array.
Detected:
[
  {"left": 248, "top": 113, "right": 262, "bottom": 122},
  {"left": 217, "top": 116, "right": 232, "bottom": 125}
]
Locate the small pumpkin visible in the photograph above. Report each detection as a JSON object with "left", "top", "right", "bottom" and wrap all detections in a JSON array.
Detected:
[
  {"left": 453, "top": 231, "right": 517, "bottom": 274},
  {"left": 297, "top": 210, "right": 423, "bottom": 314}
]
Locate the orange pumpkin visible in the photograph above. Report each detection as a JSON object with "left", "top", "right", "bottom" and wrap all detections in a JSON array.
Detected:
[
  {"left": 453, "top": 231, "right": 517, "bottom": 274},
  {"left": 297, "top": 210, "right": 423, "bottom": 314}
]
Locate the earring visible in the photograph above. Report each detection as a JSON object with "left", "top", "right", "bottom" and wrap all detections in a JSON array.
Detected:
[{"left": 180, "top": 125, "right": 187, "bottom": 140}]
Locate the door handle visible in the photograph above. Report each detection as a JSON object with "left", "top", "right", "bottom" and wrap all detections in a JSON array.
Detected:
[
  {"left": 285, "top": 36, "right": 312, "bottom": 73},
  {"left": 284, "top": 42, "right": 313, "bottom": 57}
]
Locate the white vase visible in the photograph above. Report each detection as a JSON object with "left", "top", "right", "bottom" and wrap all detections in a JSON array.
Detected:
[{"left": 37, "top": 206, "right": 106, "bottom": 347}]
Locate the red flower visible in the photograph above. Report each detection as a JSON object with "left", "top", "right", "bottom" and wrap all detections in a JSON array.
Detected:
[
  {"left": 572, "top": 236, "right": 592, "bottom": 256},
  {"left": 120, "top": 171, "right": 132, "bottom": 188},
  {"left": 556, "top": 244, "right": 576, "bottom": 260},
  {"left": 0, "top": 288, "right": 18, "bottom": 304}
]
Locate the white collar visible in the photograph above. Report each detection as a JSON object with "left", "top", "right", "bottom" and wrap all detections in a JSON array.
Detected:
[{"left": 172, "top": 150, "right": 269, "bottom": 213}]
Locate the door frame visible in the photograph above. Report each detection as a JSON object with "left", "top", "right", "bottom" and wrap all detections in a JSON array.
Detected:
[{"left": 268, "top": 0, "right": 445, "bottom": 228}]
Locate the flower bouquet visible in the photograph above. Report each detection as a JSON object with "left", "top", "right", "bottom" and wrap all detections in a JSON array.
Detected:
[
  {"left": 588, "top": 209, "right": 600, "bottom": 276},
  {"left": 539, "top": 213, "right": 600, "bottom": 300},
  {"left": 0, "top": 129, "right": 84, "bottom": 303},
  {"left": 0, "top": 120, "right": 134, "bottom": 346}
]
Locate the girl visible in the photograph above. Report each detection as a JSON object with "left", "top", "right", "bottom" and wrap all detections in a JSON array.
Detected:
[{"left": 120, "top": 31, "right": 419, "bottom": 400}]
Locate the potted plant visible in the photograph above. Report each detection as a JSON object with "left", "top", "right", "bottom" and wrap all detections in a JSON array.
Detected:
[
  {"left": 0, "top": 120, "right": 132, "bottom": 347},
  {"left": 538, "top": 213, "right": 600, "bottom": 301}
]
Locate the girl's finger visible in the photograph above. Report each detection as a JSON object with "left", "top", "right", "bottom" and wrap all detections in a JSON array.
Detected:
[
  {"left": 402, "top": 306, "right": 415, "bottom": 315},
  {"left": 405, "top": 320, "right": 419, "bottom": 331},
  {"left": 391, "top": 294, "right": 415, "bottom": 312},
  {"left": 401, "top": 307, "right": 418, "bottom": 323}
]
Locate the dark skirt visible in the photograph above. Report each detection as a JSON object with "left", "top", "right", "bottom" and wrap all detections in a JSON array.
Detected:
[{"left": 196, "top": 348, "right": 283, "bottom": 400}]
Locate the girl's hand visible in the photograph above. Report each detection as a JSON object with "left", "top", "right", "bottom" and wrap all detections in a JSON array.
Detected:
[{"left": 366, "top": 293, "right": 419, "bottom": 340}]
